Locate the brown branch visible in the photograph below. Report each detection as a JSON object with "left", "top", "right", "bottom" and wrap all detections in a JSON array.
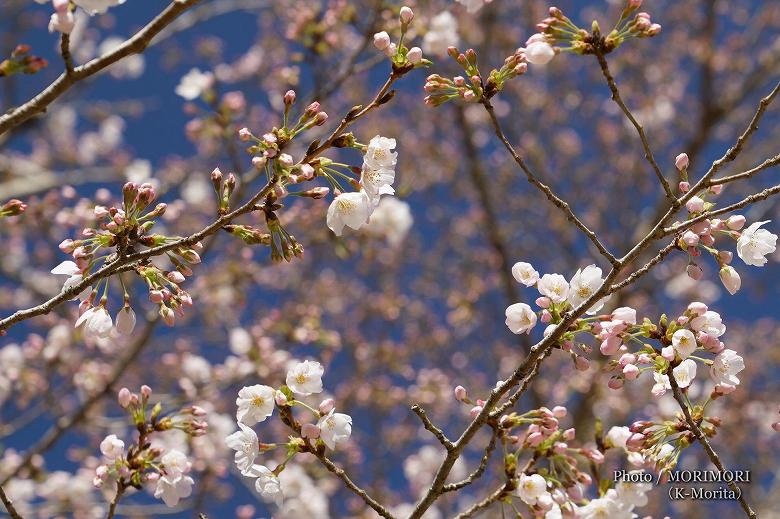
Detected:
[
  {"left": 59, "top": 33, "right": 74, "bottom": 75},
  {"left": 0, "top": 0, "right": 203, "bottom": 136},
  {"left": 0, "top": 485, "right": 24, "bottom": 519},
  {"left": 669, "top": 375, "right": 757, "bottom": 518},
  {"left": 481, "top": 99, "right": 619, "bottom": 268},
  {"left": 411, "top": 405, "right": 454, "bottom": 451},
  {"left": 442, "top": 427, "right": 499, "bottom": 493},
  {"left": 105, "top": 482, "right": 125, "bottom": 519},
  {"left": 313, "top": 452, "right": 395, "bottom": 519},
  {"left": 664, "top": 183, "right": 780, "bottom": 235},
  {"left": 452, "top": 481, "right": 511, "bottom": 519},
  {"left": 593, "top": 48, "right": 676, "bottom": 202},
  {"left": 708, "top": 153, "right": 780, "bottom": 187}
]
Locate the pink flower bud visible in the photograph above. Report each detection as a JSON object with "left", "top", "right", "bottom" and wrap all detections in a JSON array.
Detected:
[
  {"left": 726, "top": 215, "right": 746, "bottom": 230},
  {"left": 687, "top": 301, "right": 708, "bottom": 315},
  {"left": 238, "top": 127, "right": 252, "bottom": 141},
  {"left": 407, "top": 47, "right": 423, "bottom": 64},
  {"left": 661, "top": 345, "right": 675, "bottom": 361},
  {"left": 399, "top": 6, "right": 414, "bottom": 23},
  {"left": 675, "top": 153, "right": 689, "bottom": 171},
  {"left": 252, "top": 156, "right": 267, "bottom": 169},
  {"left": 373, "top": 31, "right": 390, "bottom": 51},
  {"left": 318, "top": 398, "right": 335, "bottom": 414},
  {"left": 686, "top": 263, "right": 703, "bottom": 280},
  {"left": 772, "top": 422, "right": 780, "bottom": 433},
  {"left": 685, "top": 196, "right": 705, "bottom": 213},
  {"left": 167, "top": 271, "right": 186, "bottom": 284},
  {"left": 709, "top": 184, "right": 723, "bottom": 195},
  {"left": 535, "top": 296, "right": 550, "bottom": 308},
  {"left": 607, "top": 377, "right": 624, "bottom": 390},
  {"left": 574, "top": 356, "right": 590, "bottom": 371},
  {"left": 553, "top": 442, "right": 568, "bottom": 454},
  {"left": 681, "top": 230, "right": 699, "bottom": 247},
  {"left": 623, "top": 364, "right": 640, "bottom": 380},
  {"left": 719, "top": 266, "right": 741, "bottom": 295},
  {"left": 141, "top": 385, "right": 152, "bottom": 398},
  {"left": 469, "top": 405, "right": 483, "bottom": 418},
  {"left": 700, "top": 233, "right": 715, "bottom": 246},
  {"left": 678, "top": 181, "right": 690, "bottom": 192},
  {"left": 541, "top": 310, "right": 552, "bottom": 323},
  {"left": 284, "top": 90, "right": 296, "bottom": 105},
  {"left": 563, "top": 428, "right": 575, "bottom": 441},
  {"left": 718, "top": 250, "right": 733, "bottom": 264},
  {"left": 454, "top": 385, "right": 467, "bottom": 401},
  {"left": 526, "top": 431, "right": 544, "bottom": 446},
  {"left": 619, "top": 353, "right": 637, "bottom": 366},
  {"left": 552, "top": 406, "right": 567, "bottom": 418},
  {"left": 275, "top": 390, "right": 288, "bottom": 406},
  {"left": 118, "top": 387, "right": 132, "bottom": 408}
]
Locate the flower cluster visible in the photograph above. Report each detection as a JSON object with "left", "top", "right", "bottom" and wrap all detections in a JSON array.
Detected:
[
  {"left": 325, "top": 135, "right": 400, "bottom": 236},
  {"left": 93, "top": 385, "right": 207, "bottom": 507},
  {"left": 674, "top": 155, "right": 778, "bottom": 295},
  {"left": 453, "top": 393, "right": 654, "bottom": 518},
  {"left": 372, "top": 7, "right": 431, "bottom": 72},
  {"left": 504, "top": 262, "right": 609, "bottom": 337},
  {"left": 534, "top": 1, "right": 661, "bottom": 56},
  {"left": 0, "top": 44, "right": 47, "bottom": 78},
  {"left": 226, "top": 360, "right": 353, "bottom": 507},
  {"left": 51, "top": 182, "right": 199, "bottom": 338}
]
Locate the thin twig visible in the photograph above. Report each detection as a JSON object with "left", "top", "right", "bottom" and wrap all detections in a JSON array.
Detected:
[
  {"left": 313, "top": 452, "right": 395, "bottom": 519},
  {"left": 0, "top": 485, "right": 24, "bottom": 519},
  {"left": 442, "top": 427, "right": 499, "bottom": 493},
  {"left": 664, "top": 183, "right": 780, "bottom": 235},
  {"left": 411, "top": 405, "right": 454, "bottom": 451},
  {"left": 669, "top": 375, "right": 757, "bottom": 518},
  {"left": 106, "top": 482, "right": 125, "bottom": 519},
  {"left": 481, "top": 99, "right": 619, "bottom": 267},
  {"left": 593, "top": 48, "right": 676, "bottom": 202},
  {"left": 708, "top": 153, "right": 780, "bottom": 187},
  {"left": 59, "top": 33, "right": 74, "bottom": 75}
]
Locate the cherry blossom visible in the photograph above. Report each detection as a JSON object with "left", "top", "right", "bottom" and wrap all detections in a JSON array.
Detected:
[
  {"left": 567, "top": 264, "right": 608, "bottom": 314},
  {"left": 50, "top": 261, "right": 90, "bottom": 300},
  {"left": 99, "top": 434, "right": 124, "bottom": 460},
  {"left": 537, "top": 273, "right": 569, "bottom": 303},
  {"left": 512, "top": 261, "right": 539, "bottom": 287},
  {"left": 285, "top": 360, "right": 324, "bottom": 395},
  {"left": 672, "top": 359, "right": 697, "bottom": 388},
  {"left": 236, "top": 384, "right": 275, "bottom": 425},
  {"left": 422, "top": 12, "right": 458, "bottom": 57},
  {"left": 75, "top": 306, "right": 114, "bottom": 340},
  {"left": 73, "top": 0, "right": 126, "bottom": 15},
  {"left": 246, "top": 464, "right": 284, "bottom": 506},
  {"left": 671, "top": 329, "right": 697, "bottom": 359},
  {"left": 225, "top": 423, "right": 259, "bottom": 474},
  {"left": 316, "top": 409, "right": 353, "bottom": 450},
  {"left": 736, "top": 221, "right": 777, "bottom": 267},
  {"left": 505, "top": 302, "right": 538, "bottom": 334},
  {"left": 154, "top": 450, "right": 195, "bottom": 507},
  {"left": 711, "top": 349, "right": 745, "bottom": 387},
  {"left": 326, "top": 191, "right": 373, "bottom": 236},
  {"left": 516, "top": 473, "right": 547, "bottom": 504},
  {"left": 175, "top": 68, "right": 215, "bottom": 101}
]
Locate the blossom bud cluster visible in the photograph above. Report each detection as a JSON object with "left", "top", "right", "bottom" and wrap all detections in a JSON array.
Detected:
[
  {"left": 93, "top": 385, "right": 207, "bottom": 508},
  {"left": 226, "top": 360, "right": 352, "bottom": 507},
  {"left": 0, "top": 198, "right": 27, "bottom": 218},
  {"left": 0, "top": 44, "right": 47, "bottom": 77},
  {"left": 670, "top": 160, "right": 778, "bottom": 295},
  {"left": 452, "top": 392, "right": 655, "bottom": 517},
  {"left": 372, "top": 7, "right": 429, "bottom": 71}
]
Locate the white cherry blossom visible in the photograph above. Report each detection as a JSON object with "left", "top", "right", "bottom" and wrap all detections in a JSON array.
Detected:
[
  {"left": 286, "top": 360, "right": 324, "bottom": 395},
  {"left": 568, "top": 264, "right": 609, "bottom": 314},
  {"left": 671, "top": 329, "right": 697, "bottom": 359},
  {"left": 225, "top": 423, "right": 259, "bottom": 474},
  {"left": 246, "top": 464, "right": 284, "bottom": 506},
  {"left": 672, "top": 359, "right": 697, "bottom": 388},
  {"left": 236, "top": 384, "right": 275, "bottom": 425},
  {"left": 317, "top": 409, "right": 352, "bottom": 450},
  {"left": 511, "top": 262, "right": 539, "bottom": 287},
  {"left": 710, "top": 349, "right": 745, "bottom": 386},
  {"left": 51, "top": 261, "right": 90, "bottom": 300},
  {"left": 517, "top": 473, "right": 547, "bottom": 504},
  {"left": 537, "top": 273, "right": 569, "bottom": 304},
  {"left": 99, "top": 434, "right": 124, "bottom": 460},
  {"left": 505, "top": 303, "right": 537, "bottom": 334},
  {"left": 326, "top": 191, "right": 373, "bottom": 236},
  {"left": 736, "top": 220, "right": 777, "bottom": 266},
  {"left": 175, "top": 68, "right": 215, "bottom": 100},
  {"left": 690, "top": 310, "right": 725, "bottom": 337},
  {"left": 75, "top": 306, "right": 113, "bottom": 340},
  {"left": 74, "top": 0, "right": 126, "bottom": 15}
]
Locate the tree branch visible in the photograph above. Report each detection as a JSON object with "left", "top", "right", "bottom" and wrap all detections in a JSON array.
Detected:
[
  {"left": 481, "top": 99, "right": 619, "bottom": 268},
  {"left": 411, "top": 405, "right": 455, "bottom": 451},
  {"left": 0, "top": 0, "right": 203, "bottom": 136},
  {"left": 593, "top": 48, "right": 676, "bottom": 202},
  {"left": 669, "top": 375, "right": 757, "bottom": 518}
]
